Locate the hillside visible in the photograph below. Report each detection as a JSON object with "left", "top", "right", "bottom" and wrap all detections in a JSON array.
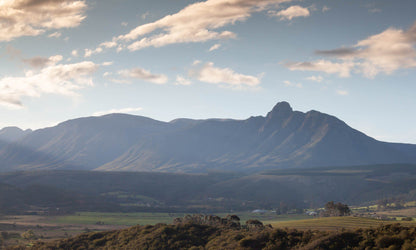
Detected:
[{"left": 0, "top": 102, "right": 415, "bottom": 173}]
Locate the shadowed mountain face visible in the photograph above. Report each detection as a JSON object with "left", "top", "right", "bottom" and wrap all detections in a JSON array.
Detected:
[{"left": 0, "top": 102, "right": 415, "bottom": 173}]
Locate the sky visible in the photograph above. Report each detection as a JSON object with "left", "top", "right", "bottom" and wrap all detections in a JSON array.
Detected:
[{"left": 0, "top": 0, "right": 416, "bottom": 144}]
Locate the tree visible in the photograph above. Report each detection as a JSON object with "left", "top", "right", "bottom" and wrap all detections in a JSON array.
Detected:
[{"left": 323, "top": 201, "right": 351, "bottom": 217}]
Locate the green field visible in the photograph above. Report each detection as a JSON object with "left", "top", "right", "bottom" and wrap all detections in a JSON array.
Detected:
[{"left": 267, "top": 216, "right": 416, "bottom": 231}]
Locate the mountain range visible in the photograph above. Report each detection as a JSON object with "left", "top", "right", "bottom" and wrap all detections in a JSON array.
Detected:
[{"left": 1, "top": 101, "right": 415, "bottom": 173}]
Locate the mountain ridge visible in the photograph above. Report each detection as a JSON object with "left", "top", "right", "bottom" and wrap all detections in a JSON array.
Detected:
[{"left": 1, "top": 101, "right": 415, "bottom": 173}]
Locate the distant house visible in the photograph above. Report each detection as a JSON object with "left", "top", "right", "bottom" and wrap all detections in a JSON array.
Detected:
[
  {"left": 252, "top": 209, "right": 268, "bottom": 214},
  {"left": 306, "top": 211, "right": 318, "bottom": 216}
]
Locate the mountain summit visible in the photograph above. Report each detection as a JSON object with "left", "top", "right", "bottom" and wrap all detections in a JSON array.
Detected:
[
  {"left": 0, "top": 102, "right": 415, "bottom": 173},
  {"left": 267, "top": 101, "right": 293, "bottom": 118}
]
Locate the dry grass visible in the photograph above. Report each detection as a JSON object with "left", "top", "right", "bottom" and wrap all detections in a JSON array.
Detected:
[
  {"left": 376, "top": 207, "right": 416, "bottom": 217},
  {"left": 266, "top": 216, "right": 416, "bottom": 231}
]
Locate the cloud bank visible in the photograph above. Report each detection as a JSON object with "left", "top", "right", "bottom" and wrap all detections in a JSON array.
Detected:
[
  {"left": 0, "top": 60, "right": 98, "bottom": 108},
  {"left": 286, "top": 21, "right": 416, "bottom": 78},
  {"left": 190, "top": 61, "right": 261, "bottom": 88},
  {"left": 0, "top": 0, "right": 87, "bottom": 41},
  {"left": 91, "top": 0, "right": 293, "bottom": 53},
  {"left": 271, "top": 5, "right": 310, "bottom": 20},
  {"left": 118, "top": 67, "right": 168, "bottom": 84}
]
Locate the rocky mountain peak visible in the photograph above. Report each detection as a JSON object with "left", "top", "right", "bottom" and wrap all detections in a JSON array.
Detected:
[{"left": 266, "top": 101, "right": 293, "bottom": 119}]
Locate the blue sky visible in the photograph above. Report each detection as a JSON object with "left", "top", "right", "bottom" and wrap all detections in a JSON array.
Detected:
[{"left": 1, "top": 0, "right": 416, "bottom": 143}]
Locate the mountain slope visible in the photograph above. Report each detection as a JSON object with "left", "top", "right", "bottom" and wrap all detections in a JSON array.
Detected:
[
  {"left": 98, "top": 102, "right": 416, "bottom": 172},
  {"left": 0, "top": 114, "right": 169, "bottom": 171},
  {"left": 1, "top": 102, "right": 415, "bottom": 173}
]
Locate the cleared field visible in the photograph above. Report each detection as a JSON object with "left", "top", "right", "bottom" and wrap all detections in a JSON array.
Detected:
[
  {"left": 47, "top": 211, "right": 310, "bottom": 226},
  {"left": 266, "top": 216, "right": 416, "bottom": 231},
  {"left": 48, "top": 212, "right": 186, "bottom": 226},
  {"left": 376, "top": 207, "right": 416, "bottom": 217}
]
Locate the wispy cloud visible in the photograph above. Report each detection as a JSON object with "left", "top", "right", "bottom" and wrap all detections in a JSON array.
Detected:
[
  {"left": 285, "top": 60, "right": 354, "bottom": 78},
  {"left": 209, "top": 44, "right": 221, "bottom": 52},
  {"left": 141, "top": 12, "right": 150, "bottom": 20},
  {"left": 0, "top": 0, "right": 87, "bottom": 41},
  {"left": 23, "top": 55, "right": 63, "bottom": 69},
  {"left": 286, "top": 21, "right": 416, "bottom": 78},
  {"left": 270, "top": 5, "right": 310, "bottom": 21},
  {"left": 99, "top": 41, "right": 118, "bottom": 49},
  {"left": 48, "top": 32, "right": 62, "bottom": 38},
  {"left": 305, "top": 75, "right": 323, "bottom": 82},
  {"left": 283, "top": 80, "right": 302, "bottom": 88},
  {"left": 118, "top": 67, "right": 168, "bottom": 84},
  {"left": 190, "top": 61, "right": 262, "bottom": 88},
  {"left": 0, "top": 61, "right": 98, "bottom": 109},
  {"left": 336, "top": 90, "right": 349, "bottom": 96},
  {"left": 93, "top": 107, "right": 143, "bottom": 116},
  {"left": 174, "top": 76, "right": 192, "bottom": 86}
]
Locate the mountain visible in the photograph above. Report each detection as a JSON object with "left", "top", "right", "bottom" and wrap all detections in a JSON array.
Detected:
[
  {"left": 0, "top": 127, "right": 32, "bottom": 154},
  {"left": 0, "top": 127, "right": 32, "bottom": 143},
  {"left": 0, "top": 101, "right": 415, "bottom": 173}
]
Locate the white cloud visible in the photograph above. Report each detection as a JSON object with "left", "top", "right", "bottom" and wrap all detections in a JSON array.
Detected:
[
  {"left": 101, "top": 61, "right": 113, "bottom": 66},
  {"left": 305, "top": 75, "right": 323, "bottom": 82},
  {"left": 190, "top": 61, "right": 261, "bottom": 87},
  {"left": 0, "top": 61, "right": 98, "bottom": 108},
  {"left": 285, "top": 60, "right": 354, "bottom": 78},
  {"left": 84, "top": 47, "right": 103, "bottom": 58},
  {"left": 283, "top": 80, "right": 302, "bottom": 88},
  {"left": 322, "top": 6, "right": 330, "bottom": 12},
  {"left": 99, "top": 41, "right": 117, "bottom": 49},
  {"left": 271, "top": 5, "right": 310, "bottom": 20},
  {"left": 209, "top": 44, "right": 221, "bottom": 52},
  {"left": 192, "top": 60, "right": 202, "bottom": 66},
  {"left": 141, "top": 12, "right": 150, "bottom": 20},
  {"left": 174, "top": 76, "right": 192, "bottom": 86},
  {"left": 110, "top": 0, "right": 293, "bottom": 51},
  {"left": 48, "top": 32, "right": 62, "bottom": 38},
  {"left": 121, "top": 22, "right": 128, "bottom": 27},
  {"left": 116, "top": 46, "right": 124, "bottom": 53},
  {"left": 84, "top": 49, "right": 93, "bottom": 58},
  {"left": 93, "top": 107, "right": 143, "bottom": 116},
  {"left": 71, "top": 49, "right": 79, "bottom": 57},
  {"left": 290, "top": 21, "right": 416, "bottom": 78},
  {"left": 118, "top": 67, "right": 168, "bottom": 84},
  {"left": 336, "top": 90, "right": 349, "bottom": 96},
  {"left": 0, "top": 0, "right": 87, "bottom": 41},
  {"left": 353, "top": 25, "right": 416, "bottom": 77}
]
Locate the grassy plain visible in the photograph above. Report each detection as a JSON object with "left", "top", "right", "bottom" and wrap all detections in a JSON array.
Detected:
[{"left": 46, "top": 211, "right": 310, "bottom": 226}]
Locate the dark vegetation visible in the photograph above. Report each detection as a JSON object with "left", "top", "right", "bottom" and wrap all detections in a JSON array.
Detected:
[
  {"left": 1, "top": 163, "right": 416, "bottom": 214},
  {"left": 322, "top": 201, "right": 351, "bottom": 217},
  {"left": 8, "top": 215, "right": 416, "bottom": 250}
]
